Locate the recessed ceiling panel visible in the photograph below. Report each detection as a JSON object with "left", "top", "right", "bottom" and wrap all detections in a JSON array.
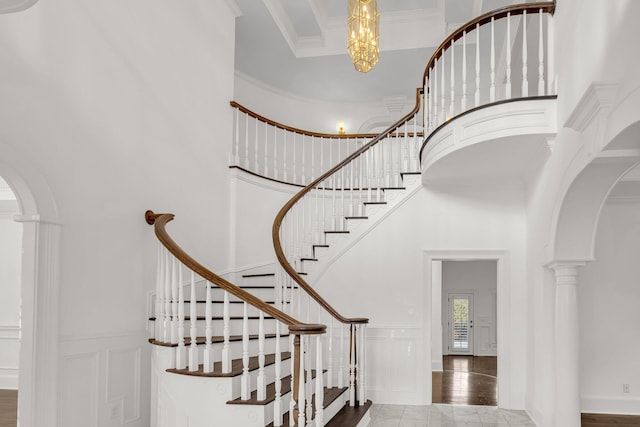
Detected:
[
  {"left": 280, "top": 0, "right": 323, "bottom": 38},
  {"left": 326, "top": 0, "right": 440, "bottom": 18}
]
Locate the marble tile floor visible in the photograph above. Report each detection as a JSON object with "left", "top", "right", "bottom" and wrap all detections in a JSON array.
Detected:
[{"left": 369, "top": 403, "right": 537, "bottom": 427}]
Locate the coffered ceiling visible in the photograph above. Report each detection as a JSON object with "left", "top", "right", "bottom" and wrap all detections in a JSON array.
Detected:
[{"left": 234, "top": 0, "right": 520, "bottom": 103}]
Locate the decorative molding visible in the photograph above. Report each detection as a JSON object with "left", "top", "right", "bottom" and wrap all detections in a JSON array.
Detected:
[
  {"left": 106, "top": 347, "right": 142, "bottom": 424},
  {"left": 59, "top": 330, "right": 148, "bottom": 343},
  {"left": 564, "top": 82, "right": 619, "bottom": 132},
  {"left": 60, "top": 351, "right": 99, "bottom": 427},
  {"left": 0, "top": 0, "right": 38, "bottom": 14},
  {"left": 14, "top": 213, "right": 63, "bottom": 225}
]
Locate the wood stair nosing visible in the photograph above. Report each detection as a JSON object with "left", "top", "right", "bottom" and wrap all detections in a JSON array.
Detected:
[
  {"left": 227, "top": 369, "right": 329, "bottom": 405},
  {"left": 363, "top": 201, "right": 387, "bottom": 205},
  {"left": 344, "top": 216, "right": 368, "bottom": 220},
  {"left": 324, "top": 230, "right": 350, "bottom": 234},
  {"left": 149, "top": 333, "right": 289, "bottom": 348},
  {"left": 381, "top": 187, "right": 406, "bottom": 191},
  {"left": 242, "top": 273, "right": 276, "bottom": 278},
  {"left": 325, "top": 400, "right": 373, "bottom": 427},
  {"left": 300, "top": 257, "right": 318, "bottom": 262},
  {"left": 181, "top": 300, "right": 280, "bottom": 304},
  {"left": 166, "top": 352, "right": 292, "bottom": 378},
  {"left": 265, "top": 387, "right": 351, "bottom": 427}
]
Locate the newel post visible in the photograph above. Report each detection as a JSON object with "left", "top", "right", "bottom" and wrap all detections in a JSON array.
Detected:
[{"left": 548, "top": 262, "right": 586, "bottom": 427}]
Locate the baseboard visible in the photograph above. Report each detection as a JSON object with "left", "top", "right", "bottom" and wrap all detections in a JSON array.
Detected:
[
  {"left": 431, "top": 360, "right": 443, "bottom": 372},
  {"left": 581, "top": 394, "right": 640, "bottom": 415},
  {"left": 0, "top": 368, "right": 19, "bottom": 389}
]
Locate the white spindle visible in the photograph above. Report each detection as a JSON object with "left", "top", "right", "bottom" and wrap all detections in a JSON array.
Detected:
[
  {"left": 440, "top": 49, "right": 445, "bottom": 122},
  {"left": 264, "top": 121, "right": 269, "bottom": 176},
  {"left": 257, "top": 311, "right": 266, "bottom": 400},
  {"left": 170, "top": 258, "right": 179, "bottom": 344},
  {"left": 301, "top": 134, "right": 306, "bottom": 184},
  {"left": 154, "top": 245, "right": 163, "bottom": 341},
  {"left": 163, "top": 251, "right": 171, "bottom": 344},
  {"left": 475, "top": 23, "right": 481, "bottom": 107},
  {"left": 254, "top": 118, "right": 259, "bottom": 172},
  {"left": 462, "top": 30, "right": 468, "bottom": 112},
  {"left": 450, "top": 40, "right": 455, "bottom": 119},
  {"left": 283, "top": 129, "right": 288, "bottom": 182},
  {"left": 311, "top": 136, "right": 315, "bottom": 181},
  {"left": 522, "top": 10, "right": 529, "bottom": 96},
  {"left": 506, "top": 12, "right": 512, "bottom": 99},
  {"left": 292, "top": 132, "right": 297, "bottom": 184},
  {"left": 203, "top": 281, "right": 213, "bottom": 373},
  {"left": 547, "top": 13, "right": 555, "bottom": 94},
  {"left": 241, "top": 302, "right": 250, "bottom": 400},
  {"left": 327, "top": 317, "right": 334, "bottom": 388},
  {"left": 538, "top": 9, "right": 545, "bottom": 96},
  {"left": 244, "top": 113, "right": 249, "bottom": 168},
  {"left": 359, "top": 325, "right": 367, "bottom": 404},
  {"left": 305, "top": 340, "right": 312, "bottom": 421},
  {"left": 316, "top": 336, "right": 324, "bottom": 425},
  {"left": 234, "top": 108, "right": 240, "bottom": 164},
  {"left": 274, "top": 125, "right": 279, "bottom": 180},
  {"left": 188, "top": 271, "right": 198, "bottom": 371},
  {"left": 297, "top": 337, "right": 306, "bottom": 427},
  {"left": 176, "top": 262, "right": 186, "bottom": 369},
  {"left": 222, "top": 291, "right": 231, "bottom": 373},
  {"left": 289, "top": 336, "right": 296, "bottom": 427},
  {"left": 490, "top": 16, "right": 496, "bottom": 102},
  {"left": 273, "top": 322, "right": 283, "bottom": 427},
  {"left": 338, "top": 323, "right": 345, "bottom": 388},
  {"left": 349, "top": 326, "right": 356, "bottom": 406}
]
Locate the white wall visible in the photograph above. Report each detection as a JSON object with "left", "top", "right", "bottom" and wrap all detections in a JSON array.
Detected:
[
  {"left": 441, "top": 260, "right": 497, "bottom": 357},
  {"left": 578, "top": 200, "right": 640, "bottom": 414},
  {"left": 314, "top": 187, "right": 527, "bottom": 407},
  {"left": 0, "top": 189, "right": 21, "bottom": 389},
  {"left": 0, "top": 0, "right": 238, "bottom": 425}
]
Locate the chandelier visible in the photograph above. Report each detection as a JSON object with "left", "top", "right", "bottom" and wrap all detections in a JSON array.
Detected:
[{"left": 347, "top": 0, "right": 380, "bottom": 73}]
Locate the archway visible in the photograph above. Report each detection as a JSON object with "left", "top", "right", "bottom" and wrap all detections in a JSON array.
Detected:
[{"left": 0, "top": 144, "right": 60, "bottom": 427}]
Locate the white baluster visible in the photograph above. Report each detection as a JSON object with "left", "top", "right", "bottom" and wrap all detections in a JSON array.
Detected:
[
  {"left": 176, "top": 262, "right": 186, "bottom": 369},
  {"left": 289, "top": 335, "right": 296, "bottom": 427},
  {"left": 440, "top": 49, "right": 445, "bottom": 122},
  {"left": 264, "top": 121, "right": 269, "bottom": 176},
  {"left": 257, "top": 311, "right": 266, "bottom": 400},
  {"left": 339, "top": 323, "right": 345, "bottom": 388},
  {"left": 316, "top": 336, "right": 325, "bottom": 422},
  {"left": 292, "top": 132, "right": 297, "bottom": 184},
  {"left": 475, "top": 23, "right": 481, "bottom": 107},
  {"left": 244, "top": 113, "right": 249, "bottom": 169},
  {"left": 311, "top": 135, "right": 315, "bottom": 182},
  {"left": 349, "top": 325, "right": 356, "bottom": 406},
  {"left": 361, "top": 325, "right": 368, "bottom": 403},
  {"left": 490, "top": 16, "right": 496, "bottom": 102},
  {"left": 154, "top": 245, "right": 163, "bottom": 341},
  {"left": 222, "top": 291, "right": 231, "bottom": 373},
  {"left": 506, "top": 12, "right": 512, "bottom": 99},
  {"left": 297, "top": 336, "right": 306, "bottom": 427},
  {"left": 547, "top": 13, "right": 555, "bottom": 95},
  {"left": 283, "top": 129, "right": 288, "bottom": 182},
  {"left": 203, "top": 281, "right": 214, "bottom": 373},
  {"left": 413, "top": 113, "right": 419, "bottom": 171},
  {"left": 450, "top": 40, "right": 455, "bottom": 119},
  {"left": 274, "top": 125, "right": 279, "bottom": 180},
  {"left": 301, "top": 134, "right": 306, "bottom": 184},
  {"left": 538, "top": 9, "right": 545, "bottom": 96},
  {"left": 163, "top": 251, "right": 171, "bottom": 344},
  {"left": 241, "top": 302, "right": 250, "bottom": 400},
  {"left": 274, "top": 322, "right": 283, "bottom": 427},
  {"left": 188, "top": 271, "right": 199, "bottom": 371},
  {"left": 254, "top": 117, "right": 259, "bottom": 172},
  {"left": 522, "top": 10, "right": 529, "bottom": 96},
  {"left": 462, "top": 30, "right": 467, "bottom": 112},
  {"left": 305, "top": 338, "right": 312, "bottom": 421},
  {"left": 233, "top": 107, "right": 240, "bottom": 165},
  {"left": 171, "top": 257, "right": 178, "bottom": 344}
]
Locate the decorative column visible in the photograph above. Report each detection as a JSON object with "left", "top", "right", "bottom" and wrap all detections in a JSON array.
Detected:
[{"left": 549, "top": 262, "right": 585, "bottom": 427}]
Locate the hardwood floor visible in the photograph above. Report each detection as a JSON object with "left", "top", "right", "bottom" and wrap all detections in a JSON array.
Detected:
[
  {"left": 582, "top": 413, "right": 640, "bottom": 427},
  {"left": 0, "top": 390, "right": 17, "bottom": 427},
  {"left": 432, "top": 355, "right": 498, "bottom": 406}
]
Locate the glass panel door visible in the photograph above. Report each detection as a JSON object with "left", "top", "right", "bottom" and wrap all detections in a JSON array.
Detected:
[{"left": 448, "top": 293, "right": 474, "bottom": 355}]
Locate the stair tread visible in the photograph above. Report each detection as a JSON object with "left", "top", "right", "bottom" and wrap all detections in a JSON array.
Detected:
[
  {"left": 324, "top": 230, "right": 350, "bottom": 234},
  {"left": 312, "top": 244, "right": 330, "bottom": 248},
  {"left": 166, "top": 352, "right": 292, "bottom": 378},
  {"left": 300, "top": 258, "right": 318, "bottom": 262},
  {"left": 345, "top": 216, "right": 368, "bottom": 220},
  {"left": 264, "top": 387, "right": 350, "bottom": 427},
  {"left": 180, "top": 300, "right": 282, "bottom": 304},
  {"left": 149, "top": 333, "right": 288, "bottom": 347},
  {"left": 363, "top": 201, "right": 387, "bottom": 205},
  {"left": 242, "top": 273, "right": 276, "bottom": 278},
  {"left": 325, "top": 400, "right": 373, "bottom": 427},
  {"left": 381, "top": 187, "right": 406, "bottom": 190},
  {"left": 227, "top": 370, "right": 331, "bottom": 405}
]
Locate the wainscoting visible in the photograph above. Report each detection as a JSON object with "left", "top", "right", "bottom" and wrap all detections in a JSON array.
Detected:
[{"left": 0, "top": 324, "right": 19, "bottom": 390}]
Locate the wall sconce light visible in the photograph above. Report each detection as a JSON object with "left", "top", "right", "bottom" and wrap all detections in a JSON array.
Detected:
[{"left": 337, "top": 121, "right": 346, "bottom": 135}]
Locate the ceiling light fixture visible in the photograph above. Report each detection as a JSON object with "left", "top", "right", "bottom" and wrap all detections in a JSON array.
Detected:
[{"left": 347, "top": 0, "right": 379, "bottom": 73}]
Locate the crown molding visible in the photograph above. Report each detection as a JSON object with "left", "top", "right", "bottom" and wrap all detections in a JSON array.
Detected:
[{"left": 0, "top": 0, "right": 38, "bottom": 14}]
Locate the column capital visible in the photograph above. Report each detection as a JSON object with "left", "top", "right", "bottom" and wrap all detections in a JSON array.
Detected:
[{"left": 546, "top": 261, "right": 587, "bottom": 286}]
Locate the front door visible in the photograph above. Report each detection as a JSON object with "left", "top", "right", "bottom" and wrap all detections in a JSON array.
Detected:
[{"left": 447, "top": 293, "right": 474, "bottom": 355}]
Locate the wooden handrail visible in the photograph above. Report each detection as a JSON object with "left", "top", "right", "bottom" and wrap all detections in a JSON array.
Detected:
[
  {"left": 422, "top": 1, "right": 556, "bottom": 81},
  {"left": 145, "top": 210, "right": 325, "bottom": 335},
  {"left": 230, "top": 101, "right": 423, "bottom": 140},
  {"left": 272, "top": 87, "right": 423, "bottom": 326}
]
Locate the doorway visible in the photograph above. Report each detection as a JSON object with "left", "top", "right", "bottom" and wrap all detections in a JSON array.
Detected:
[{"left": 425, "top": 253, "right": 505, "bottom": 407}]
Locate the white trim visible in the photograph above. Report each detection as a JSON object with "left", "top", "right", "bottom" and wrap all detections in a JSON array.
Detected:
[
  {"left": 59, "top": 330, "right": 148, "bottom": 343},
  {"left": 564, "top": 82, "right": 618, "bottom": 132},
  {"left": 423, "top": 250, "right": 511, "bottom": 408},
  {"left": 581, "top": 395, "right": 640, "bottom": 415},
  {"left": 223, "top": 0, "right": 242, "bottom": 17}
]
